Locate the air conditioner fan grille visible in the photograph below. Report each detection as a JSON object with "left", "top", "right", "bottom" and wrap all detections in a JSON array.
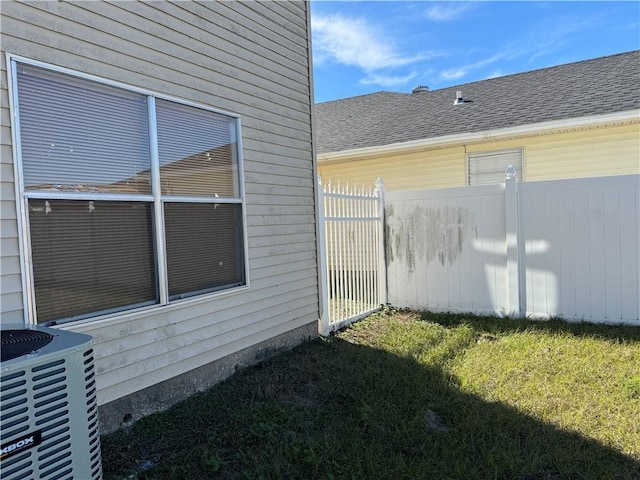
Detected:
[{"left": 1, "top": 330, "right": 55, "bottom": 362}]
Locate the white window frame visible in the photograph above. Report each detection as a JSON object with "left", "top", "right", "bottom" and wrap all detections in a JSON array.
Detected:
[
  {"left": 466, "top": 148, "right": 525, "bottom": 186},
  {"left": 7, "top": 54, "right": 250, "bottom": 325}
]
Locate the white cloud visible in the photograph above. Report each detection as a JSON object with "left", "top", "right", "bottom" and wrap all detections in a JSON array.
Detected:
[
  {"left": 424, "top": 3, "right": 474, "bottom": 22},
  {"left": 440, "top": 68, "right": 466, "bottom": 81},
  {"left": 525, "top": 15, "right": 603, "bottom": 64},
  {"left": 360, "top": 72, "right": 419, "bottom": 88},
  {"left": 435, "top": 12, "right": 602, "bottom": 84},
  {"left": 311, "top": 13, "right": 425, "bottom": 72},
  {"left": 485, "top": 70, "right": 505, "bottom": 80},
  {"left": 438, "top": 49, "right": 521, "bottom": 82}
]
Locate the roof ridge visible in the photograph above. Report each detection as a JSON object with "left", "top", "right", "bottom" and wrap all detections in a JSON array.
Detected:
[
  {"left": 425, "top": 49, "right": 640, "bottom": 93},
  {"left": 316, "top": 90, "right": 408, "bottom": 105},
  {"left": 318, "top": 50, "right": 640, "bottom": 105}
]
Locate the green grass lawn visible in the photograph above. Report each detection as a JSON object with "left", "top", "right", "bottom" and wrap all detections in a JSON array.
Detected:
[{"left": 101, "top": 310, "right": 640, "bottom": 480}]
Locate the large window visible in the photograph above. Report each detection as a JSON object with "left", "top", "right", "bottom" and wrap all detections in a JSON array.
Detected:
[
  {"left": 11, "top": 59, "right": 247, "bottom": 324},
  {"left": 467, "top": 149, "right": 524, "bottom": 186}
]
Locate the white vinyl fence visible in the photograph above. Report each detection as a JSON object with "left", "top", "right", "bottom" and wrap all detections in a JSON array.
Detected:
[
  {"left": 318, "top": 178, "right": 386, "bottom": 336},
  {"left": 385, "top": 174, "right": 639, "bottom": 325}
]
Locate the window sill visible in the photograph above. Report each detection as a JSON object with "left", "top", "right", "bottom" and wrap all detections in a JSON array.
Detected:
[{"left": 54, "top": 283, "right": 251, "bottom": 334}]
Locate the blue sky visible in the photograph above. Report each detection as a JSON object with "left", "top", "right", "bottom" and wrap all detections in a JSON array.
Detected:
[{"left": 310, "top": 1, "right": 640, "bottom": 103}]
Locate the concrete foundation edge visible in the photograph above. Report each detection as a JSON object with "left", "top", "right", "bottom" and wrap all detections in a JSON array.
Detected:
[{"left": 98, "top": 321, "right": 318, "bottom": 434}]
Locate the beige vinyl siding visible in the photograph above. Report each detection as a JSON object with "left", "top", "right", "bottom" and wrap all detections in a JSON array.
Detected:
[
  {"left": 1, "top": 1, "right": 317, "bottom": 405},
  {"left": 465, "top": 123, "right": 640, "bottom": 181},
  {"left": 0, "top": 53, "right": 24, "bottom": 324},
  {"left": 524, "top": 124, "right": 639, "bottom": 181},
  {"left": 320, "top": 123, "right": 640, "bottom": 191},
  {"left": 1, "top": 2, "right": 310, "bottom": 128},
  {"left": 319, "top": 146, "right": 467, "bottom": 191}
]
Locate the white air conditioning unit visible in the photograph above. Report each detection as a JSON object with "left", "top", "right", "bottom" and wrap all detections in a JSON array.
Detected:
[{"left": 1, "top": 324, "right": 103, "bottom": 480}]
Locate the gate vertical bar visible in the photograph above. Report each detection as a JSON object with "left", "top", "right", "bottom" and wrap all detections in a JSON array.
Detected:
[{"left": 338, "top": 183, "right": 345, "bottom": 322}]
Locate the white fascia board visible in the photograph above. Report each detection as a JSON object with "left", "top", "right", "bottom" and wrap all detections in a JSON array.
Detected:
[{"left": 317, "top": 109, "right": 640, "bottom": 163}]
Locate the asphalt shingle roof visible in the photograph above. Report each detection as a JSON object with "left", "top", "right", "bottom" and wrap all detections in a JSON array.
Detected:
[{"left": 314, "top": 50, "right": 640, "bottom": 154}]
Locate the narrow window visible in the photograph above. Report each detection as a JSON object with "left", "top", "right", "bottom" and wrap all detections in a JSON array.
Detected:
[{"left": 468, "top": 149, "right": 524, "bottom": 186}]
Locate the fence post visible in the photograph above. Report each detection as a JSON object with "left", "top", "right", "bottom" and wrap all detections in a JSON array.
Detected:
[
  {"left": 316, "top": 176, "right": 330, "bottom": 336},
  {"left": 505, "top": 166, "right": 525, "bottom": 317},
  {"left": 375, "top": 178, "right": 387, "bottom": 307}
]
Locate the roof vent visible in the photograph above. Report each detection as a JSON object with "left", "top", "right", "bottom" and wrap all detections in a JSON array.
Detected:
[
  {"left": 453, "top": 90, "right": 465, "bottom": 105},
  {"left": 411, "top": 85, "right": 429, "bottom": 94}
]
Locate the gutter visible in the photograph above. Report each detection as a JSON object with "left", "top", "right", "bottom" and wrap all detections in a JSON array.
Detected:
[{"left": 317, "top": 109, "right": 640, "bottom": 163}]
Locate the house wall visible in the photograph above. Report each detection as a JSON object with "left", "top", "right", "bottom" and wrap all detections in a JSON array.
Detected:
[
  {"left": 0, "top": 1, "right": 318, "bottom": 431},
  {"left": 1, "top": 55, "right": 23, "bottom": 324},
  {"left": 318, "top": 123, "right": 640, "bottom": 190},
  {"left": 319, "top": 145, "right": 467, "bottom": 191},
  {"left": 467, "top": 124, "right": 640, "bottom": 181}
]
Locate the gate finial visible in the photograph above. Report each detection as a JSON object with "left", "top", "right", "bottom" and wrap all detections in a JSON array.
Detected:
[{"left": 375, "top": 177, "right": 384, "bottom": 194}]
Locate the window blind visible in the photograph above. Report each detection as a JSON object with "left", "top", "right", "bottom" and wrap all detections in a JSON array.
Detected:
[
  {"left": 164, "top": 203, "right": 244, "bottom": 299},
  {"left": 468, "top": 150, "right": 523, "bottom": 186},
  {"left": 29, "top": 200, "right": 157, "bottom": 323},
  {"left": 17, "top": 64, "right": 152, "bottom": 194},
  {"left": 156, "top": 99, "right": 238, "bottom": 198},
  {"left": 14, "top": 59, "right": 246, "bottom": 324}
]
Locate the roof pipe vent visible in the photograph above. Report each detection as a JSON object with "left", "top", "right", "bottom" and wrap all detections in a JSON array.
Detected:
[
  {"left": 411, "top": 85, "right": 429, "bottom": 94},
  {"left": 453, "top": 90, "right": 465, "bottom": 105}
]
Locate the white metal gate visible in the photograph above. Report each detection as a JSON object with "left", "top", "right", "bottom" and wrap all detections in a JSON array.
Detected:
[{"left": 318, "top": 178, "right": 387, "bottom": 336}]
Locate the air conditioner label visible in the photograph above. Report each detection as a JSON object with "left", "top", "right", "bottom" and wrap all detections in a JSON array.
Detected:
[{"left": 0, "top": 430, "right": 42, "bottom": 460}]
